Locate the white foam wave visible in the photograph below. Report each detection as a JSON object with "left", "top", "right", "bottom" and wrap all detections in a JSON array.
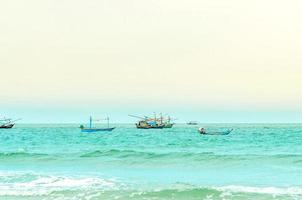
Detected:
[
  {"left": 215, "top": 185, "right": 302, "bottom": 195},
  {"left": 1, "top": 172, "right": 302, "bottom": 198},
  {"left": 0, "top": 174, "right": 118, "bottom": 196}
]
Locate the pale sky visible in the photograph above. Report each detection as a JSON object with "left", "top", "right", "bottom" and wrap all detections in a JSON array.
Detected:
[{"left": 0, "top": 0, "right": 302, "bottom": 123}]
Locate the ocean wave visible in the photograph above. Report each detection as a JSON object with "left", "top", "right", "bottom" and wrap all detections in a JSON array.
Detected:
[
  {"left": 215, "top": 185, "right": 302, "bottom": 195},
  {"left": 0, "top": 172, "right": 301, "bottom": 199},
  {"left": 80, "top": 149, "right": 171, "bottom": 159},
  {"left": 79, "top": 149, "right": 302, "bottom": 162},
  {"left": 2, "top": 149, "right": 302, "bottom": 166},
  {"left": 80, "top": 149, "right": 228, "bottom": 159},
  {"left": 0, "top": 152, "right": 49, "bottom": 158},
  {"left": 0, "top": 173, "right": 118, "bottom": 196},
  {"left": 1, "top": 182, "right": 302, "bottom": 199},
  {"left": 126, "top": 186, "right": 302, "bottom": 200}
]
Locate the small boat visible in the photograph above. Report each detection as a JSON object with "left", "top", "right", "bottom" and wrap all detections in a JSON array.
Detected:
[
  {"left": 187, "top": 121, "right": 198, "bottom": 125},
  {"left": 199, "top": 127, "right": 233, "bottom": 135},
  {"left": 80, "top": 116, "right": 115, "bottom": 132},
  {"left": 0, "top": 117, "right": 21, "bottom": 129}
]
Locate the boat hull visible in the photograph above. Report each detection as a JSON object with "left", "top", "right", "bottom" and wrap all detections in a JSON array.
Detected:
[
  {"left": 81, "top": 127, "right": 115, "bottom": 132},
  {"left": 187, "top": 122, "right": 198, "bottom": 125},
  {"left": 136, "top": 124, "right": 165, "bottom": 129},
  {"left": 163, "top": 123, "right": 174, "bottom": 128},
  {"left": 0, "top": 124, "right": 14, "bottom": 129},
  {"left": 199, "top": 129, "right": 233, "bottom": 135}
]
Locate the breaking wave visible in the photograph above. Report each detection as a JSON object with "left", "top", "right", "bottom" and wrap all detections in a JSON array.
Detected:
[{"left": 1, "top": 178, "right": 302, "bottom": 200}]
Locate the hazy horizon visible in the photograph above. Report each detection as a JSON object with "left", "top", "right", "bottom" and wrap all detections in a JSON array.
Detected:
[{"left": 1, "top": 0, "right": 302, "bottom": 123}]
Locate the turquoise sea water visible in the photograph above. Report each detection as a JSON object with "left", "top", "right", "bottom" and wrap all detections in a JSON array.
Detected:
[{"left": 1, "top": 124, "right": 302, "bottom": 200}]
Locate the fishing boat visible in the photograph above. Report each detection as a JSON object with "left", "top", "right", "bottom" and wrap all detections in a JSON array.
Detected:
[
  {"left": 198, "top": 127, "right": 233, "bottom": 135},
  {"left": 136, "top": 120, "right": 165, "bottom": 129},
  {"left": 0, "top": 117, "right": 21, "bottom": 129},
  {"left": 129, "top": 113, "right": 173, "bottom": 129},
  {"left": 187, "top": 121, "right": 198, "bottom": 125},
  {"left": 162, "top": 116, "right": 175, "bottom": 128},
  {"left": 80, "top": 116, "right": 115, "bottom": 132},
  {"left": 163, "top": 122, "right": 174, "bottom": 128}
]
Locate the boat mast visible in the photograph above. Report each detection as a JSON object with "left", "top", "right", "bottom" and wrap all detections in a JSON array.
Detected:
[
  {"left": 89, "top": 116, "right": 92, "bottom": 129},
  {"left": 160, "top": 113, "right": 163, "bottom": 124}
]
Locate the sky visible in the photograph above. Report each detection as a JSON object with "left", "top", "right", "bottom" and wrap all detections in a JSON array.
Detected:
[{"left": 0, "top": 0, "right": 302, "bottom": 123}]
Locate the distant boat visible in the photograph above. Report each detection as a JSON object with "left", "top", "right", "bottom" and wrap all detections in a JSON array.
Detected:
[
  {"left": 198, "top": 127, "right": 233, "bottom": 135},
  {"left": 0, "top": 117, "right": 21, "bottom": 129},
  {"left": 187, "top": 121, "right": 198, "bottom": 125},
  {"left": 80, "top": 116, "right": 115, "bottom": 132}
]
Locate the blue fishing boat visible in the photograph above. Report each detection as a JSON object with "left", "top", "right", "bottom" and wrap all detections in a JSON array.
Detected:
[{"left": 80, "top": 116, "right": 115, "bottom": 132}]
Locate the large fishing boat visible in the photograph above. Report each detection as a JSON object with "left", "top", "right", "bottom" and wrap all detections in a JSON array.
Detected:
[
  {"left": 0, "top": 117, "right": 21, "bottom": 129},
  {"left": 80, "top": 116, "right": 115, "bottom": 132},
  {"left": 129, "top": 113, "right": 175, "bottom": 129}
]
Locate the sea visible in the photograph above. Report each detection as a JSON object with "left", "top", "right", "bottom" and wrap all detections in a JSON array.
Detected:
[{"left": 0, "top": 123, "right": 302, "bottom": 200}]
